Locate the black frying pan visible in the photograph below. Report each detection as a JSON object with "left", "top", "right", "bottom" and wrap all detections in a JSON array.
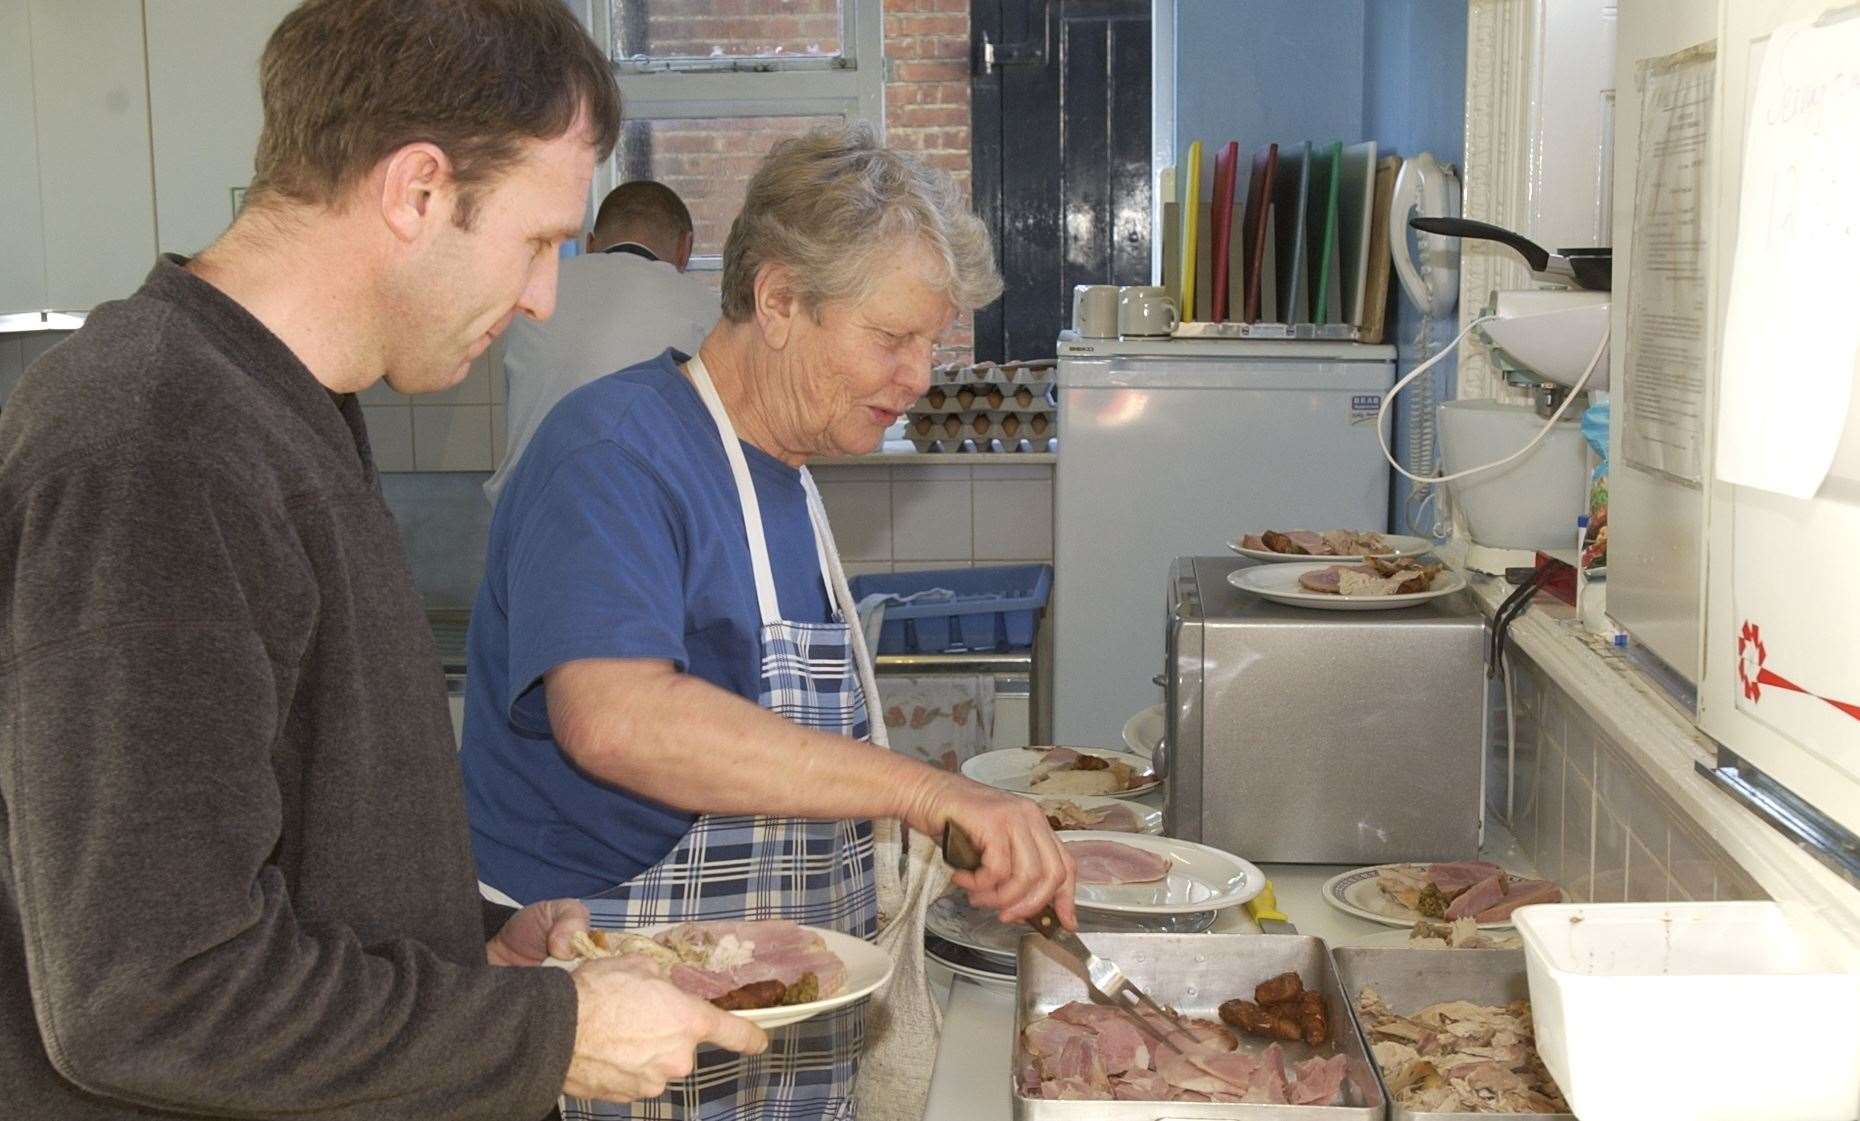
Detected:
[{"left": 1410, "top": 216, "right": 1612, "bottom": 292}]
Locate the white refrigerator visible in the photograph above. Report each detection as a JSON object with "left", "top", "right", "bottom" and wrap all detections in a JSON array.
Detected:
[{"left": 1052, "top": 335, "right": 1397, "bottom": 745}]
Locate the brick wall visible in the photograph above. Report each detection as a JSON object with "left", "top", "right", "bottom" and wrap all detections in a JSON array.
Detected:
[
  {"left": 884, "top": 0, "right": 974, "bottom": 357},
  {"left": 613, "top": 0, "right": 976, "bottom": 354}
]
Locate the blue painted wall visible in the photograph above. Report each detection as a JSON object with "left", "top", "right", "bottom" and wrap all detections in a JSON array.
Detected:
[{"left": 1170, "top": 0, "right": 1467, "bottom": 534}]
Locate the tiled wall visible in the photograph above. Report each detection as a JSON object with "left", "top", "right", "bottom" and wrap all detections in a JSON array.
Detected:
[
  {"left": 357, "top": 346, "right": 506, "bottom": 472},
  {"left": 811, "top": 460, "right": 1054, "bottom": 577},
  {"left": 1491, "top": 651, "right": 1768, "bottom": 904}
]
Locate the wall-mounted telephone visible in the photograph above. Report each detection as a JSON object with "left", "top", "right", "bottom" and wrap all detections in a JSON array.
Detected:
[{"left": 1389, "top": 153, "right": 1462, "bottom": 318}]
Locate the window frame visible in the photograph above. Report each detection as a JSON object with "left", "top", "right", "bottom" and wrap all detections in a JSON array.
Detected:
[{"left": 570, "top": 0, "right": 886, "bottom": 272}]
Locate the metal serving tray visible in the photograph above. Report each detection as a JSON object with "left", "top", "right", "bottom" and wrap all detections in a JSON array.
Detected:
[
  {"left": 1330, "top": 949, "right": 1573, "bottom": 1121},
  {"left": 1013, "top": 933, "right": 1385, "bottom": 1120}
]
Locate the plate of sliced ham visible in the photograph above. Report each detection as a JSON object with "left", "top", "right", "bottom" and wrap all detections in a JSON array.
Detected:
[
  {"left": 961, "top": 745, "right": 1160, "bottom": 798},
  {"left": 1229, "top": 529, "right": 1434, "bottom": 563},
  {"left": 551, "top": 920, "right": 894, "bottom": 1029},
  {"left": 1035, "top": 794, "right": 1163, "bottom": 834},
  {"left": 1227, "top": 559, "right": 1467, "bottom": 611},
  {"left": 1061, "top": 831, "right": 1265, "bottom": 915},
  {"left": 1322, "top": 862, "right": 1563, "bottom": 929}
]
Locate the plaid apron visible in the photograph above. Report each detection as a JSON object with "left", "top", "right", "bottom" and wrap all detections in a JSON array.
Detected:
[{"left": 562, "top": 356, "right": 879, "bottom": 1121}]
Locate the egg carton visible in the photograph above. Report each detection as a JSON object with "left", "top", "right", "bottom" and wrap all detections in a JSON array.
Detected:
[
  {"left": 914, "top": 384, "right": 1056, "bottom": 415},
  {"left": 905, "top": 411, "right": 1056, "bottom": 446},
  {"left": 907, "top": 436, "right": 1058, "bottom": 454}
]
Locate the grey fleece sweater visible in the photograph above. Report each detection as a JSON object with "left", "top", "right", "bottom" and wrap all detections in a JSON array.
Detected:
[{"left": 0, "top": 258, "right": 577, "bottom": 1119}]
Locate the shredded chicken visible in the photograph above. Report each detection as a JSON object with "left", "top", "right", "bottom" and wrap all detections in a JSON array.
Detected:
[
  {"left": 1405, "top": 919, "right": 1523, "bottom": 950},
  {"left": 1357, "top": 986, "right": 1569, "bottom": 1114}
]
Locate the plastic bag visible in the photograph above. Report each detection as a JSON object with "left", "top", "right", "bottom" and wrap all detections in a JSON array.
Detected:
[{"left": 1580, "top": 401, "right": 1609, "bottom": 568}]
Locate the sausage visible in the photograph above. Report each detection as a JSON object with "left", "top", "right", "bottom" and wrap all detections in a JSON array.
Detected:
[
  {"left": 1297, "top": 991, "right": 1331, "bottom": 1046},
  {"left": 1217, "top": 999, "right": 1277, "bottom": 1036},
  {"left": 1254, "top": 970, "right": 1304, "bottom": 1006},
  {"left": 710, "top": 979, "right": 785, "bottom": 1010}
]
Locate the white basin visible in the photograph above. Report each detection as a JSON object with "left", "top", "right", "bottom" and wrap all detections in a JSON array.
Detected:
[
  {"left": 1480, "top": 289, "right": 1611, "bottom": 391},
  {"left": 1440, "top": 400, "right": 1588, "bottom": 551}
]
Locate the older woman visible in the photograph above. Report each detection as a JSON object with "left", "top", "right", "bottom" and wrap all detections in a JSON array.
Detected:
[{"left": 459, "top": 126, "right": 1074, "bottom": 1119}]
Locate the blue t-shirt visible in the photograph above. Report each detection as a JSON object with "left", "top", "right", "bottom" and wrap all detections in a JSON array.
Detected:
[{"left": 460, "top": 350, "right": 833, "bottom": 902}]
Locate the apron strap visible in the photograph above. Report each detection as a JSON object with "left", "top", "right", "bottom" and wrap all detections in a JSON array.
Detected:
[
  {"left": 801, "top": 470, "right": 890, "bottom": 750},
  {"left": 685, "top": 355, "right": 787, "bottom": 628}
]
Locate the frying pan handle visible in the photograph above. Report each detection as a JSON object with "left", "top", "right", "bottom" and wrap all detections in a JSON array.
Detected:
[{"left": 1408, "top": 216, "right": 1550, "bottom": 273}]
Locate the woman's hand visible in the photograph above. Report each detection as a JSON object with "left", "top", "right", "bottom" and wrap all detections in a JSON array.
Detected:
[{"left": 902, "top": 771, "right": 1078, "bottom": 928}]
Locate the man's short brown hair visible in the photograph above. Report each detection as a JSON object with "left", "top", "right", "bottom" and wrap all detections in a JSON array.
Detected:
[
  {"left": 592, "top": 181, "right": 694, "bottom": 245},
  {"left": 249, "top": 0, "right": 622, "bottom": 227}
]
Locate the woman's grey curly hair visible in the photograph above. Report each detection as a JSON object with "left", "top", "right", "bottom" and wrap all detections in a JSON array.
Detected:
[{"left": 719, "top": 123, "right": 1003, "bottom": 322}]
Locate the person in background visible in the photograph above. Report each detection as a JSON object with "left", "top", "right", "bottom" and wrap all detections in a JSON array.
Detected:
[
  {"left": 486, "top": 180, "right": 719, "bottom": 506},
  {"left": 460, "top": 124, "right": 1075, "bottom": 1121},
  {"left": 0, "top": 3, "right": 763, "bottom": 1120}
]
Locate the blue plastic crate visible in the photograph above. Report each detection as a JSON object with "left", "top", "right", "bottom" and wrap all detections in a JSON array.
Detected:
[{"left": 849, "top": 564, "right": 1052, "bottom": 654}]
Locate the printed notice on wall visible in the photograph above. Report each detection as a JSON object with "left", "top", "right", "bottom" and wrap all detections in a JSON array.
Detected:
[
  {"left": 1717, "top": 17, "right": 1860, "bottom": 498},
  {"left": 1621, "top": 43, "right": 1715, "bottom": 485}
]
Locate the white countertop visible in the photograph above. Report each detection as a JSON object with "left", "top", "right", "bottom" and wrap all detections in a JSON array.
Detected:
[{"left": 921, "top": 826, "right": 1534, "bottom": 1121}]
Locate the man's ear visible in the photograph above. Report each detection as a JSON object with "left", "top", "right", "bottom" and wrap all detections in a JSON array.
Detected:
[
  {"left": 379, "top": 142, "right": 454, "bottom": 245},
  {"left": 753, "top": 262, "right": 802, "bottom": 350},
  {"left": 674, "top": 229, "right": 695, "bottom": 272}
]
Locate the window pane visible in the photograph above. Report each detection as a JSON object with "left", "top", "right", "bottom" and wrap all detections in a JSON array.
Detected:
[
  {"left": 616, "top": 115, "right": 841, "bottom": 259},
  {"left": 611, "top": 0, "right": 843, "bottom": 62}
]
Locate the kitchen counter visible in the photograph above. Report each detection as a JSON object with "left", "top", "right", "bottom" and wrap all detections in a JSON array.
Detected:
[{"left": 921, "top": 825, "right": 1535, "bottom": 1121}]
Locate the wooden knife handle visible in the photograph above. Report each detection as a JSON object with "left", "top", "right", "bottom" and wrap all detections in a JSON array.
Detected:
[{"left": 941, "top": 821, "right": 983, "bottom": 872}]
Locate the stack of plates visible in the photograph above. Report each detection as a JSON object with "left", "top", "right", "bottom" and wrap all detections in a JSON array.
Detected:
[{"left": 923, "top": 891, "right": 1226, "bottom": 989}]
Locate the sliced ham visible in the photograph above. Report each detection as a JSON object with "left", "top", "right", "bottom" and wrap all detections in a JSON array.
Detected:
[
  {"left": 1157, "top": 1050, "right": 1239, "bottom": 1095},
  {"left": 1051, "top": 1034, "right": 1110, "bottom": 1093},
  {"left": 1240, "top": 534, "right": 1267, "bottom": 550},
  {"left": 1187, "top": 1049, "right": 1263, "bottom": 1094},
  {"left": 1045, "top": 1002, "right": 1152, "bottom": 1075},
  {"left": 1443, "top": 873, "right": 1509, "bottom": 921},
  {"left": 1250, "top": 1042, "right": 1290, "bottom": 1104},
  {"left": 1426, "top": 860, "right": 1506, "bottom": 896},
  {"left": 1111, "top": 1069, "right": 1171, "bottom": 1100},
  {"left": 1289, "top": 1053, "right": 1350, "bottom": 1106},
  {"left": 1298, "top": 566, "right": 1345, "bottom": 593},
  {"left": 1474, "top": 878, "right": 1561, "bottom": 922},
  {"left": 1283, "top": 530, "right": 1330, "bottom": 553},
  {"left": 1023, "top": 1016, "right": 1096, "bottom": 1059},
  {"left": 1065, "top": 839, "right": 1171, "bottom": 885}
]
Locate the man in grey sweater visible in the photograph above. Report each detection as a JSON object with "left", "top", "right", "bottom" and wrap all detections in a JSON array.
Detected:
[{"left": 0, "top": 3, "right": 763, "bottom": 1118}]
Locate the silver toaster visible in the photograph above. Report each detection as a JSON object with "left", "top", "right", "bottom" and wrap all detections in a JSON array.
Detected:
[{"left": 1164, "top": 555, "right": 1487, "bottom": 864}]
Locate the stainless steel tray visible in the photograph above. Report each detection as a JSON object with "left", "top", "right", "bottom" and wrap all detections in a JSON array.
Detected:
[
  {"left": 1330, "top": 949, "right": 1573, "bottom": 1121},
  {"left": 1014, "top": 933, "right": 1385, "bottom": 1120}
]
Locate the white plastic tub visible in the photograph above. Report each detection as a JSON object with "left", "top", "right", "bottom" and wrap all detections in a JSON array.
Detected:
[
  {"left": 1515, "top": 901, "right": 1860, "bottom": 1121},
  {"left": 1438, "top": 400, "right": 1587, "bottom": 552}
]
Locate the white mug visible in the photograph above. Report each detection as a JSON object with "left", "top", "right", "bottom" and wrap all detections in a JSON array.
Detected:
[
  {"left": 1118, "top": 286, "right": 1179, "bottom": 337},
  {"left": 1072, "top": 284, "right": 1119, "bottom": 337}
]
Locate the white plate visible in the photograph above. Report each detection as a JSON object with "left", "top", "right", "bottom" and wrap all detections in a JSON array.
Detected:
[
  {"left": 1121, "top": 703, "right": 1165, "bottom": 757},
  {"left": 1063, "top": 831, "right": 1264, "bottom": 915},
  {"left": 545, "top": 925, "right": 894, "bottom": 1029},
  {"left": 1343, "top": 927, "right": 1524, "bottom": 950},
  {"left": 1228, "top": 532, "right": 1434, "bottom": 563},
  {"left": 1321, "top": 865, "right": 1531, "bottom": 931},
  {"left": 1226, "top": 561, "right": 1468, "bottom": 611},
  {"left": 926, "top": 890, "right": 1220, "bottom": 960},
  {"left": 961, "top": 746, "right": 1161, "bottom": 798},
  {"left": 1031, "top": 794, "right": 1164, "bottom": 835},
  {"left": 925, "top": 935, "right": 1018, "bottom": 991}
]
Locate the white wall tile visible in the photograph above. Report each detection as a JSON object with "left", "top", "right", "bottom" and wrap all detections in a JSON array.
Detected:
[
  {"left": 892, "top": 479, "right": 973, "bottom": 560},
  {"left": 359, "top": 378, "right": 406, "bottom": 405},
  {"left": 843, "top": 561, "right": 894, "bottom": 578},
  {"left": 972, "top": 463, "right": 1055, "bottom": 481},
  {"left": 809, "top": 462, "right": 891, "bottom": 482},
  {"left": 1562, "top": 771, "right": 1594, "bottom": 900},
  {"left": 1625, "top": 837, "right": 1668, "bottom": 902},
  {"left": 973, "top": 478, "right": 1053, "bottom": 561},
  {"left": 421, "top": 348, "right": 495, "bottom": 404},
  {"left": 815, "top": 480, "right": 891, "bottom": 561},
  {"left": 1534, "top": 741, "right": 1566, "bottom": 883},
  {"left": 892, "top": 463, "right": 973, "bottom": 482},
  {"left": 1591, "top": 798, "right": 1627, "bottom": 902},
  {"left": 361, "top": 405, "right": 414, "bottom": 472},
  {"left": 894, "top": 560, "right": 978, "bottom": 572},
  {"left": 413, "top": 404, "right": 494, "bottom": 471}
]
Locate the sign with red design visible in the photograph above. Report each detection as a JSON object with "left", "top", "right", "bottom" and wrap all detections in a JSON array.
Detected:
[{"left": 1737, "top": 621, "right": 1860, "bottom": 722}]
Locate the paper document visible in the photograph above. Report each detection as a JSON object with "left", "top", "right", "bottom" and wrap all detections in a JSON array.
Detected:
[
  {"left": 1716, "top": 17, "right": 1860, "bottom": 498},
  {"left": 1622, "top": 44, "right": 1714, "bottom": 486}
]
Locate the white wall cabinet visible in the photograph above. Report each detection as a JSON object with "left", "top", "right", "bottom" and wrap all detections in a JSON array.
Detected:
[
  {"left": 145, "top": 0, "right": 297, "bottom": 258},
  {"left": 2, "top": 0, "right": 158, "bottom": 315}
]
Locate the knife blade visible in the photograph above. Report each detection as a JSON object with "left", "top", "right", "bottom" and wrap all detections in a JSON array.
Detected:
[
  {"left": 1244, "top": 880, "right": 1297, "bottom": 934},
  {"left": 939, "top": 822, "right": 1202, "bottom": 1052}
]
